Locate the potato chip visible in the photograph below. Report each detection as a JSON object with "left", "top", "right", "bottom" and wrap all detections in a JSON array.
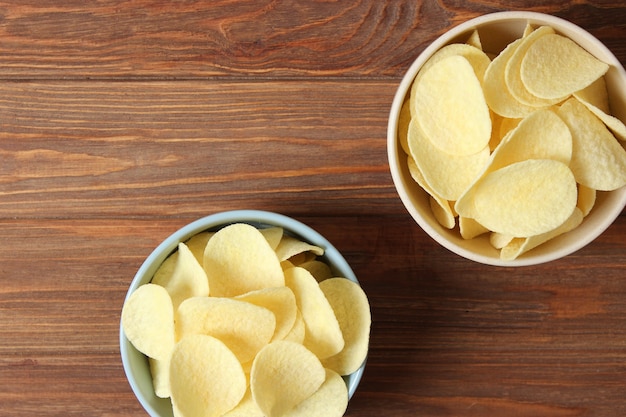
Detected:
[
  {"left": 149, "top": 357, "right": 171, "bottom": 399},
  {"left": 319, "top": 278, "right": 371, "bottom": 376},
  {"left": 259, "top": 226, "right": 283, "bottom": 251},
  {"left": 250, "top": 341, "right": 326, "bottom": 417},
  {"left": 459, "top": 216, "right": 489, "bottom": 240},
  {"left": 577, "top": 183, "right": 597, "bottom": 217},
  {"left": 429, "top": 196, "right": 455, "bottom": 230},
  {"left": 483, "top": 38, "right": 538, "bottom": 118},
  {"left": 275, "top": 234, "right": 324, "bottom": 262},
  {"left": 203, "top": 223, "right": 284, "bottom": 297},
  {"left": 282, "top": 308, "right": 305, "bottom": 344},
  {"left": 500, "top": 208, "right": 583, "bottom": 261},
  {"left": 398, "top": 96, "right": 412, "bottom": 155},
  {"left": 408, "top": 117, "right": 490, "bottom": 201},
  {"left": 573, "top": 93, "right": 626, "bottom": 142},
  {"left": 235, "top": 286, "right": 297, "bottom": 342},
  {"left": 152, "top": 242, "right": 209, "bottom": 310},
  {"left": 121, "top": 283, "right": 174, "bottom": 362},
  {"left": 504, "top": 26, "right": 563, "bottom": 108},
  {"left": 521, "top": 33, "right": 609, "bottom": 99},
  {"left": 282, "top": 369, "right": 348, "bottom": 417},
  {"left": 298, "top": 259, "right": 333, "bottom": 282},
  {"left": 489, "top": 232, "right": 514, "bottom": 250},
  {"left": 557, "top": 98, "right": 626, "bottom": 190},
  {"left": 184, "top": 231, "right": 214, "bottom": 266},
  {"left": 176, "top": 296, "right": 276, "bottom": 364},
  {"left": 469, "top": 159, "right": 577, "bottom": 237},
  {"left": 284, "top": 267, "right": 344, "bottom": 359},
  {"left": 170, "top": 334, "right": 246, "bottom": 417},
  {"left": 412, "top": 55, "right": 491, "bottom": 156},
  {"left": 222, "top": 389, "right": 264, "bottom": 417},
  {"left": 466, "top": 29, "right": 482, "bottom": 50},
  {"left": 574, "top": 76, "right": 610, "bottom": 114},
  {"left": 407, "top": 156, "right": 455, "bottom": 229}
]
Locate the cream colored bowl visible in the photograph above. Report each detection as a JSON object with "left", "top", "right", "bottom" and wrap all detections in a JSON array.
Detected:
[{"left": 387, "top": 11, "right": 626, "bottom": 266}]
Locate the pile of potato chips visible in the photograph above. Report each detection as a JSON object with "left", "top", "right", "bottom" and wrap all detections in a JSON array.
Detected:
[
  {"left": 399, "top": 23, "right": 626, "bottom": 260},
  {"left": 122, "top": 223, "right": 371, "bottom": 417}
]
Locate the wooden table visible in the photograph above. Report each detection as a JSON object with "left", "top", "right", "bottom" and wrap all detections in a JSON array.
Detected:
[{"left": 2, "top": 1, "right": 625, "bottom": 416}]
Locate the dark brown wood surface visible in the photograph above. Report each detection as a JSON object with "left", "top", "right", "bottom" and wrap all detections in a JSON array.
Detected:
[{"left": 1, "top": 1, "right": 625, "bottom": 416}]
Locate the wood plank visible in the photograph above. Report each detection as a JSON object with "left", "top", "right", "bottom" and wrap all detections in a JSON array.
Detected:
[
  {"left": 0, "top": 80, "right": 400, "bottom": 218},
  {"left": 1, "top": 216, "right": 625, "bottom": 416},
  {"left": 0, "top": 1, "right": 624, "bottom": 79}
]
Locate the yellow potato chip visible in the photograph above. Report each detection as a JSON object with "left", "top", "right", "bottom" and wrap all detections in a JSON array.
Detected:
[
  {"left": 235, "top": 286, "right": 297, "bottom": 342},
  {"left": 149, "top": 357, "right": 170, "bottom": 399},
  {"left": 176, "top": 296, "right": 276, "bottom": 364},
  {"left": 500, "top": 208, "right": 583, "bottom": 261},
  {"left": 573, "top": 93, "right": 626, "bottom": 142},
  {"left": 459, "top": 216, "right": 489, "bottom": 240},
  {"left": 483, "top": 38, "right": 538, "bottom": 118},
  {"left": 521, "top": 33, "right": 609, "bottom": 99},
  {"left": 319, "top": 278, "right": 371, "bottom": 376},
  {"left": 466, "top": 29, "right": 482, "bottom": 50},
  {"left": 222, "top": 389, "right": 264, "bottom": 417},
  {"left": 413, "top": 55, "right": 491, "bottom": 155},
  {"left": 398, "top": 96, "right": 412, "bottom": 155},
  {"left": 282, "top": 369, "right": 348, "bottom": 417},
  {"left": 489, "top": 232, "right": 514, "bottom": 250},
  {"left": 284, "top": 267, "right": 344, "bottom": 359},
  {"left": 298, "top": 259, "right": 333, "bottom": 282},
  {"left": 407, "top": 156, "right": 455, "bottom": 229},
  {"left": 184, "top": 231, "right": 214, "bottom": 266},
  {"left": 407, "top": 117, "right": 490, "bottom": 201},
  {"left": 557, "top": 98, "right": 626, "bottom": 190},
  {"left": 470, "top": 159, "right": 577, "bottom": 237},
  {"left": 577, "top": 183, "right": 597, "bottom": 217},
  {"left": 121, "top": 283, "right": 174, "bottom": 362},
  {"left": 504, "top": 26, "right": 562, "bottom": 107},
  {"left": 151, "top": 242, "right": 209, "bottom": 310},
  {"left": 250, "top": 341, "right": 326, "bottom": 417},
  {"left": 429, "top": 196, "right": 455, "bottom": 230},
  {"left": 282, "top": 308, "right": 306, "bottom": 344},
  {"left": 275, "top": 235, "right": 324, "bottom": 262},
  {"left": 259, "top": 226, "right": 283, "bottom": 251},
  {"left": 170, "top": 334, "right": 246, "bottom": 417},
  {"left": 573, "top": 76, "right": 610, "bottom": 114},
  {"left": 203, "top": 223, "right": 284, "bottom": 297}
]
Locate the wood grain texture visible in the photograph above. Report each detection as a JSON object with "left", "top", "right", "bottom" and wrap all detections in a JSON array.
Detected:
[
  {"left": 1, "top": 1, "right": 626, "bottom": 416},
  {"left": 0, "top": 0, "right": 624, "bottom": 78}
]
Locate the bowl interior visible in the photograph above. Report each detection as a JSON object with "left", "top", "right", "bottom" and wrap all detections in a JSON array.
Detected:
[
  {"left": 388, "top": 11, "right": 626, "bottom": 266},
  {"left": 120, "top": 210, "right": 365, "bottom": 417}
]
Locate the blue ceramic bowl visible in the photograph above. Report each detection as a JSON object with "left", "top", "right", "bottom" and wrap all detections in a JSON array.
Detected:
[{"left": 120, "top": 210, "right": 366, "bottom": 416}]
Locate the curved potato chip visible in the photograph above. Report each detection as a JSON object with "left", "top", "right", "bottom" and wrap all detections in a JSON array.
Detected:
[
  {"left": 574, "top": 76, "right": 610, "bottom": 114},
  {"left": 260, "top": 226, "right": 283, "bottom": 251},
  {"left": 413, "top": 55, "right": 491, "bottom": 156},
  {"left": 149, "top": 357, "right": 170, "bottom": 399},
  {"left": 504, "top": 26, "right": 562, "bottom": 107},
  {"left": 489, "top": 108, "right": 573, "bottom": 172},
  {"left": 407, "top": 156, "right": 455, "bottom": 228},
  {"left": 573, "top": 93, "right": 626, "bottom": 142},
  {"left": 121, "top": 283, "right": 174, "bottom": 362},
  {"left": 466, "top": 29, "right": 482, "bottom": 50},
  {"left": 471, "top": 159, "right": 577, "bottom": 237},
  {"left": 235, "top": 286, "right": 297, "bottom": 342},
  {"left": 282, "top": 308, "right": 305, "bottom": 344},
  {"left": 429, "top": 196, "right": 455, "bottom": 230},
  {"left": 500, "top": 208, "right": 583, "bottom": 261},
  {"left": 577, "top": 184, "right": 597, "bottom": 217},
  {"left": 483, "top": 38, "right": 538, "bottom": 118},
  {"left": 490, "top": 232, "right": 514, "bottom": 250},
  {"left": 250, "top": 341, "right": 326, "bottom": 417},
  {"left": 459, "top": 216, "right": 489, "bottom": 240},
  {"left": 282, "top": 369, "right": 348, "bottom": 417},
  {"left": 222, "top": 389, "right": 264, "bottom": 417},
  {"left": 176, "top": 296, "right": 276, "bottom": 364},
  {"left": 521, "top": 33, "right": 609, "bottom": 99},
  {"left": 284, "top": 267, "right": 344, "bottom": 359},
  {"left": 152, "top": 242, "right": 209, "bottom": 310},
  {"left": 408, "top": 117, "right": 490, "bottom": 201},
  {"left": 298, "top": 259, "right": 333, "bottom": 282},
  {"left": 203, "top": 223, "right": 284, "bottom": 297},
  {"left": 275, "top": 235, "right": 324, "bottom": 262},
  {"left": 170, "top": 334, "right": 246, "bottom": 417},
  {"left": 184, "top": 231, "right": 213, "bottom": 266},
  {"left": 557, "top": 98, "right": 626, "bottom": 190},
  {"left": 320, "top": 278, "right": 371, "bottom": 376},
  {"left": 398, "top": 96, "right": 412, "bottom": 155}
]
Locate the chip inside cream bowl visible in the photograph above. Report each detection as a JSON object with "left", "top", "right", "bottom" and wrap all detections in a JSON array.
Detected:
[
  {"left": 388, "top": 11, "right": 626, "bottom": 266},
  {"left": 120, "top": 210, "right": 369, "bottom": 417}
]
